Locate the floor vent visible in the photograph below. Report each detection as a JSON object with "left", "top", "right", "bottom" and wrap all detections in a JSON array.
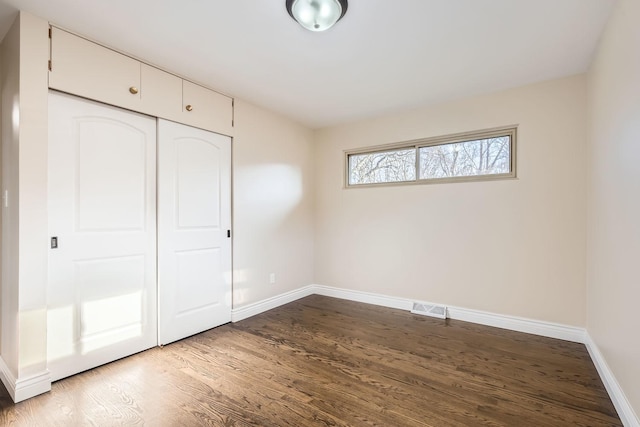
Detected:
[{"left": 411, "top": 302, "right": 447, "bottom": 319}]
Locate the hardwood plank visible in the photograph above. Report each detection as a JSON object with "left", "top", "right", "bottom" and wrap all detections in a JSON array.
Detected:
[{"left": 0, "top": 295, "right": 622, "bottom": 426}]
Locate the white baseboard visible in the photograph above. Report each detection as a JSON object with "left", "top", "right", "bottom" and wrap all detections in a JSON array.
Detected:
[
  {"left": 584, "top": 334, "right": 639, "bottom": 427},
  {"left": 231, "top": 285, "right": 315, "bottom": 322},
  {"left": 447, "top": 306, "right": 585, "bottom": 343},
  {"left": 0, "top": 356, "right": 51, "bottom": 403}
]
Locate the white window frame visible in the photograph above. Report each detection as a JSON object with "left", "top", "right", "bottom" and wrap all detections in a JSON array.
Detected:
[{"left": 344, "top": 125, "right": 517, "bottom": 188}]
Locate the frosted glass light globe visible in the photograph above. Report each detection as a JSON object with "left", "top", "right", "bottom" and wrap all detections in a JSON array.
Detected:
[{"left": 289, "top": 0, "right": 345, "bottom": 32}]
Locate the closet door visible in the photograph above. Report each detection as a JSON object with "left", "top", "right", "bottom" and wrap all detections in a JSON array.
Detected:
[
  {"left": 158, "top": 119, "right": 232, "bottom": 345},
  {"left": 47, "top": 92, "right": 157, "bottom": 381}
]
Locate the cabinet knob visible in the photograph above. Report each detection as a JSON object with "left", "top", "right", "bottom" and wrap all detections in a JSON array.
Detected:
[
  {"left": 185, "top": 105, "right": 193, "bottom": 112},
  {"left": 129, "top": 86, "right": 139, "bottom": 95}
]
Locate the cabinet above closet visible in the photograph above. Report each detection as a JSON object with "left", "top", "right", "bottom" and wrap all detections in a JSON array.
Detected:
[{"left": 48, "top": 27, "right": 234, "bottom": 136}]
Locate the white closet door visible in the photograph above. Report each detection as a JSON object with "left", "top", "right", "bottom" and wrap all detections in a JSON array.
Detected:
[
  {"left": 158, "top": 119, "right": 232, "bottom": 345},
  {"left": 47, "top": 92, "right": 157, "bottom": 381}
]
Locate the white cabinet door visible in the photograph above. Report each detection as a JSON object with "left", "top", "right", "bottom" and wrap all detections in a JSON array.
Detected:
[
  {"left": 49, "top": 27, "right": 142, "bottom": 111},
  {"left": 47, "top": 92, "right": 157, "bottom": 381},
  {"left": 157, "top": 119, "right": 232, "bottom": 345},
  {"left": 182, "top": 80, "right": 234, "bottom": 136}
]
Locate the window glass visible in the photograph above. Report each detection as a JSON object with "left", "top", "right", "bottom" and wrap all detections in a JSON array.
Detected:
[
  {"left": 419, "top": 136, "right": 511, "bottom": 179},
  {"left": 348, "top": 148, "right": 416, "bottom": 185}
]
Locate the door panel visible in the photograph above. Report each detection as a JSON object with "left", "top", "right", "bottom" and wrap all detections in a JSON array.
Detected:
[
  {"left": 175, "top": 248, "right": 222, "bottom": 315},
  {"left": 75, "top": 119, "right": 147, "bottom": 231},
  {"left": 47, "top": 92, "right": 157, "bottom": 381},
  {"left": 158, "top": 119, "right": 231, "bottom": 345},
  {"left": 175, "top": 138, "right": 222, "bottom": 228}
]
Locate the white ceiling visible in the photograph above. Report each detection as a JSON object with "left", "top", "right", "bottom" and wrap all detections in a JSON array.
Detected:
[{"left": 0, "top": 0, "right": 615, "bottom": 129}]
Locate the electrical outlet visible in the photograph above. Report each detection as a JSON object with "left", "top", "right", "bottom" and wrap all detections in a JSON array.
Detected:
[{"left": 269, "top": 273, "right": 276, "bottom": 284}]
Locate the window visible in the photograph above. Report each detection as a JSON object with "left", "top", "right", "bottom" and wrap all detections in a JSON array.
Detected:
[{"left": 346, "top": 126, "right": 517, "bottom": 187}]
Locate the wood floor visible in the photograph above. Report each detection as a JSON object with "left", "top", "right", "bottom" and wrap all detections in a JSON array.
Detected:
[{"left": 0, "top": 295, "right": 621, "bottom": 426}]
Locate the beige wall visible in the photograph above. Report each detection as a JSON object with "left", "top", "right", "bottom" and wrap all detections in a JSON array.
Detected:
[
  {"left": 16, "top": 12, "right": 49, "bottom": 380},
  {"left": 587, "top": 0, "right": 640, "bottom": 417},
  {"left": 0, "top": 12, "right": 50, "bottom": 395},
  {"left": 314, "top": 75, "right": 588, "bottom": 326},
  {"left": 0, "top": 13, "right": 20, "bottom": 379},
  {"left": 232, "top": 100, "right": 315, "bottom": 307}
]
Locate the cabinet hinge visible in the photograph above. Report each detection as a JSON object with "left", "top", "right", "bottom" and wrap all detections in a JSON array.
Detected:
[
  {"left": 48, "top": 27, "right": 52, "bottom": 38},
  {"left": 48, "top": 60, "right": 52, "bottom": 71}
]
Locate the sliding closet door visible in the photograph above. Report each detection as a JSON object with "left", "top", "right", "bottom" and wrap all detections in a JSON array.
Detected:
[
  {"left": 157, "top": 119, "right": 232, "bottom": 345},
  {"left": 47, "top": 92, "right": 158, "bottom": 381}
]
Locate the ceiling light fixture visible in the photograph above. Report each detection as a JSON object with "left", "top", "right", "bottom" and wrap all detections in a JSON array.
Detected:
[{"left": 286, "top": 0, "right": 348, "bottom": 32}]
